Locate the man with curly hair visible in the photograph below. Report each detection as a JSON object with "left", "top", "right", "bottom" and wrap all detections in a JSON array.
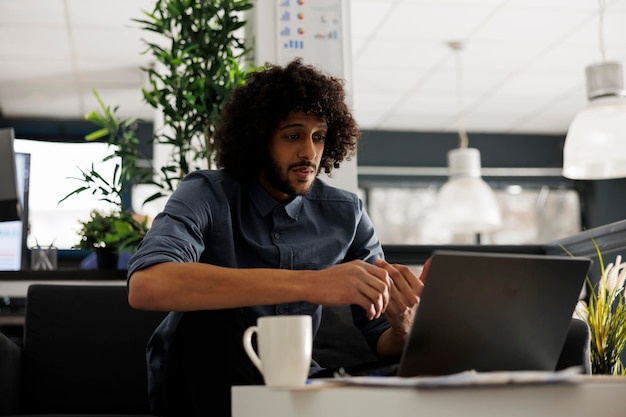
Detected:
[{"left": 127, "top": 58, "right": 424, "bottom": 417}]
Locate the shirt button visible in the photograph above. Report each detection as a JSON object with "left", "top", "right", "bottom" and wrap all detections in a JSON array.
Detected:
[
  {"left": 273, "top": 232, "right": 280, "bottom": 240},
  {"left": 277, "top": 306, "right": 288, "bottom": 314}
]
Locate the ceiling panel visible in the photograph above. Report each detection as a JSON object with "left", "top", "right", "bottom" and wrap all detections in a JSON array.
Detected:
[
  {"left": 0, "top": 27, "right": 72, "bottom": 57},
  {"left": 470, "top": 8, "right": 590, "bottom": 44},
  {"left": 349, "top": 0, "right": 393, "bottom": 39},
  {"left": 0, "top": 0, "right": 624, "bottom": 136},
  {"left": 378, "top": 3, "right": 497, "bottom": 40},
  {"left": 353, "top": 39, "right": 447, "bottom": 70},
  {"left": 0, "top": 0, "right": 66, "bottom": 24}
]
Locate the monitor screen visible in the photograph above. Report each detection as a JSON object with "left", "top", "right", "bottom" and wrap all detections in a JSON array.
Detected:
[
  {"left": 0, "top": 128, "right": 21, "bottom": 222},
  {"left": 0, "top": 128, "right": 30, "bottom": 270}
]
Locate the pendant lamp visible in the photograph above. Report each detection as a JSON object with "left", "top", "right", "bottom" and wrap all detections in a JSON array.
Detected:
[
  {"left": 562, "top": 0, "right": 626, "bottom": 180},
  {"left": 436, "top": 42, "right": 501, "bottom": 234}
]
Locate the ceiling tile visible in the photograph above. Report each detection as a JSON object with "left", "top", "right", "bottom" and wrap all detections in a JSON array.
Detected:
[
  {"left": 1, "top": 0, "right": 624, "bottom": 134},
  {"left": 381, "top": 94, "right": 472, "bottom": 131},
  {"left": 489, "top": 73, "right": 582, "bottom": 100},
  {"left": 0, "top": 58, "right": 73, "bottom": 82},
  {"left": 377, "top": 3, "right": 496, "bottom": 40},
  {"left": 0, "top": 27, "right": 71, "bottom": 58},
  {"left": 610, "top": 0, "right": 626, "bottom": 12},
  {"left": 525, "top": 45, "right": 612, "bottom": 75},
  {"left": 0, "top": 0, "right": 65, "bottom": 25},
  {"left": 458, "top": 42, "right": 546, "bottom": 72},
  {"left": 512, "top": 90, "right": 586, "bottom": 134},
  {"left": 471, "top": 7, "right": 589, "bottom": 44},
  {"left": 561, "top": 11, "right": 626, "bottom": 49},
  {"left": 66, "top": 0, "right": 155, "bottom": 28},
  {"left": 505, "top": 0, "right": 603, "bottom": 11},
  {"left": 353, "top": 67, "right": 435, "bottom": 95},
  {"left": 2, "top": 87, "right": 82, "bottom": 119},
  {"left": 352, "top": 92, "right": 403, "bottom": 128},
  {"left": 71, "top": 27, "right": 152, "bottom": 60},
  {"left": 416, "top": 69, "right": 510, "bottom": 96},
  {"left": 353, "top": 38, "right": 446, "bottom": 69},
  {"left": 349, "top": 0, "right": 394, "bottom": 38}
]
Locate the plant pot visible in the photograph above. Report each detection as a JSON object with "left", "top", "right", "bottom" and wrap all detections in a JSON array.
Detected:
[{"left": 95, "top": 248, "right": 119, "bottom": 270}]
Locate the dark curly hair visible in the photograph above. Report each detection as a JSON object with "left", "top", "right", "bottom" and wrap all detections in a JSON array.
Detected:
[{"left": 214, "top": 58, "right": 360, "bottom": 182}]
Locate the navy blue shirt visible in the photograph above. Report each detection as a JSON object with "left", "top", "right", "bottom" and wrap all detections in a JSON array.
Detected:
[{"left": 127, "top": 170, "right": 390, "bottom": 391}]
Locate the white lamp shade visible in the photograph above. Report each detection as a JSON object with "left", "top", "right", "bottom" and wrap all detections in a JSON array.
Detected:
[
  {"left": 437, "top": 148, "right": 501, "bottom": 234},
  {"left": 563, "top": 96, "right": 626, "bottom": 180}
]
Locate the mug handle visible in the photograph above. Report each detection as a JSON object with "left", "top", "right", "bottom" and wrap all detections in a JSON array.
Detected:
[{"left": 242, "top": 325, "right": 263, "bottom": 374}]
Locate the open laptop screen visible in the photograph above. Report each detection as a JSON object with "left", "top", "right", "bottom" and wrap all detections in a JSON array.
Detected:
[{"left": 397, "top": 250, "right": 591, "bottom": 376}]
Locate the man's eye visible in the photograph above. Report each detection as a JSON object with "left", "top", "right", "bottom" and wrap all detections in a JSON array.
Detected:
[
  {"left": 313, "top": 134, "right": 326, "bottom": 142},
  {"left": 287, "top": 134, "right": 299, "bottom": 141}
]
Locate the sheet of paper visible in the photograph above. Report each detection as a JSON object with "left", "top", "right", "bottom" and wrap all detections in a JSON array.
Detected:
[{"left": 314, "top": 366, "right": 584, "bottom": 389}]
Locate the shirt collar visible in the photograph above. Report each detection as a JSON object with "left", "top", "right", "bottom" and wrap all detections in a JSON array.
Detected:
[{"left": 249, "top": 180, "right": 303, "bottom": 220}]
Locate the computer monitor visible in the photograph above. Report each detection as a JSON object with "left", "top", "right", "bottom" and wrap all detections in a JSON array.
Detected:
[
  {"left": 0, "top": 128, "right": 30, "bottom": 270},
  {"left": 0, "top": 128, "right": 21, "bottom": 222}
]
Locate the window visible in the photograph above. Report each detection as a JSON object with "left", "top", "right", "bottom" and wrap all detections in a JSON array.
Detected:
[
  {"left": 362, "top": 184, "right": 581, "bottom": 245},
  {"left": 14, "top": 139, "right": 120, "bottom": 249}
]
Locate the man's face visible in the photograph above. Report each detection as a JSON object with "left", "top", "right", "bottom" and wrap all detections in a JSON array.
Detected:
[{"left": 260, "top": 112, "right": 327, "bottom": 202}]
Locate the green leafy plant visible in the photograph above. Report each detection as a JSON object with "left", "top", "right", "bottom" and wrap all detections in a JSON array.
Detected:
[
  {"left": 60, "top": 91, "right": 154, "bottom": 209},
  {"left": 61, "top": 0, "right": 254, "bottom": 255},
  {"left": 75, "top": 209, "right": 148, "bottom": 255},
  {"left": 59, "top": 91, "right": 153, "bottom": 254},
  {"left": 564, "top": 240, "right": 626, "bottom": 375},
  {"left": 134, "top": 0, "right": 253, "bottom": 195}
]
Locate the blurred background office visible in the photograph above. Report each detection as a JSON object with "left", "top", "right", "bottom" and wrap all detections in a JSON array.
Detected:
[{"left": 1, "top": 0, "right": 626, "bottom": 256}]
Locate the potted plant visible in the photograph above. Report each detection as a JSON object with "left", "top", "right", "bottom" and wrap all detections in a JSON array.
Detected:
[
  {"left": 134, "top": 0, "right": 253, "bottom": 199},
  {"left": 564, "top": 240, "right": 626, "bottom": 375},
  {"left": 61, "top": 0, "right": 253, "bottom": 267},
  {"left": 75, "top": 209, "right": 149, "bottom": 269},
  {"left": 60, "top": 92, "right": 152, "bottom": 268}
]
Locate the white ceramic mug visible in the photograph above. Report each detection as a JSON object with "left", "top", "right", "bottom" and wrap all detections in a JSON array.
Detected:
[{"left": 243, "top": 315, "right": 312, "bottom": 388}]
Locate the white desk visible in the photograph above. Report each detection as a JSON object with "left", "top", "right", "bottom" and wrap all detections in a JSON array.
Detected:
[{"left": 232, "top": 376, "right": 626, "bottom": 417}]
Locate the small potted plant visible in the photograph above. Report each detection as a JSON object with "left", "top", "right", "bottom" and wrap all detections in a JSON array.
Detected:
[
  {"left": 564, "top": 239, "right": 626, "bottom": 375},
  {"left": 75, "top": 209, "right": 148, "bottom": 269},
  {"left": 60, "top": 91, "right": 153, "bottom": 268}
]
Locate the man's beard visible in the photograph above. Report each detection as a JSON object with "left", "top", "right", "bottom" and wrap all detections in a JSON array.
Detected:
[{"left": 263, "top": 158, "right": 317, "bottom": 197}]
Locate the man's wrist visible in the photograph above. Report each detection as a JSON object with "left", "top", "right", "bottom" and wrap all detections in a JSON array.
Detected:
[{"left": 377, "top": 327, "right": 408, "bottom": 357}]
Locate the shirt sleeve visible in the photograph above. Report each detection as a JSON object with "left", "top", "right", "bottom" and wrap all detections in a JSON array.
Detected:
[
  {"left": 346, "top": 197, "right": 384, "bottom": 263},
  {"left": 127, "top": 173, "right": 213, "bottom": 279}
]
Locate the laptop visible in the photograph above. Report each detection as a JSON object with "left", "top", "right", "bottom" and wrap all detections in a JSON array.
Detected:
[{"left": 313, "top": 250, "right": 591, "bottom": 378}]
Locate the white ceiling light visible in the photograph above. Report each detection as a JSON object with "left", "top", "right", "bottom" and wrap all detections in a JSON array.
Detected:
[
  {"left": 436, "top": 42, "right": 501, "bottom": 235},
  {"left": 562, "top": 0, "right": 626, "bottom": 180}
]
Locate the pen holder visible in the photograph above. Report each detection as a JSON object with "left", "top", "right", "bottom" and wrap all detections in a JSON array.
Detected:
[{"left": 31, "top": 246, "right": 58, "bottom": 270}]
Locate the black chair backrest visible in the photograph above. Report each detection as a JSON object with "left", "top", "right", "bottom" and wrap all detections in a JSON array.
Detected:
[{"left": 21, "top": 284, "right": 166, "bottom": 415}]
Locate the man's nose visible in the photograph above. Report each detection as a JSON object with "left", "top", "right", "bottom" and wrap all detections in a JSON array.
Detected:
[{"left": 297, "top": 136, "right": 317, "bottom": 160}]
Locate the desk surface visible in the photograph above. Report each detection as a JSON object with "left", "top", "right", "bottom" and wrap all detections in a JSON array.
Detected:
[
  {"left": 232, "top": 376, "right": 626, "bottom": 417},
  {"left": 0, "top": 270, "right": 127, "bottom": 281},
  {"left": 0, "top": 270, "right": 128, "bottom": 298}
]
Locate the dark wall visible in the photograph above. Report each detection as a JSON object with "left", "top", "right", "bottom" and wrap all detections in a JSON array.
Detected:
[
  {"left": 357, "top": 130, "right": 565, "bottom": 168},
  {"left": 5, "top": 118, "right": 626, "bottom": 230},
  {"left": 573, "top": 180, "right": 626, "bottom": 229},
  {"left": 356, "top": 129, "right": 626, "bottom": 230},
  {"left": 1, "top": 118, "right": 153, "bottom": 158}
]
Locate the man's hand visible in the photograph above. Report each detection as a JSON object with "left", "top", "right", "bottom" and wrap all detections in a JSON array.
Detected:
[
  {"left": 374, "top": 257, "right": 430, "bottom": 356},
  {"left": 374, "top": 258, "right": 426, "bottom": 335},
  {"left": 306, "top": 260, "right": 390, "bottom": 320}
]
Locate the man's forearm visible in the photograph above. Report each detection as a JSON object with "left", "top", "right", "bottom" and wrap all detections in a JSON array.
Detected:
[{"left": 128, "top": 262, "right": 308, "bottom": 312}]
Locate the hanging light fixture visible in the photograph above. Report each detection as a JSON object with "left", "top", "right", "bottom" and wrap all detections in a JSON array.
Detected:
[
  {"left": 436, "top": 41, "right": 501, "bottom": 235},
  {"left": 563, "top": 0, "right": 626, "bottom": 180}
]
